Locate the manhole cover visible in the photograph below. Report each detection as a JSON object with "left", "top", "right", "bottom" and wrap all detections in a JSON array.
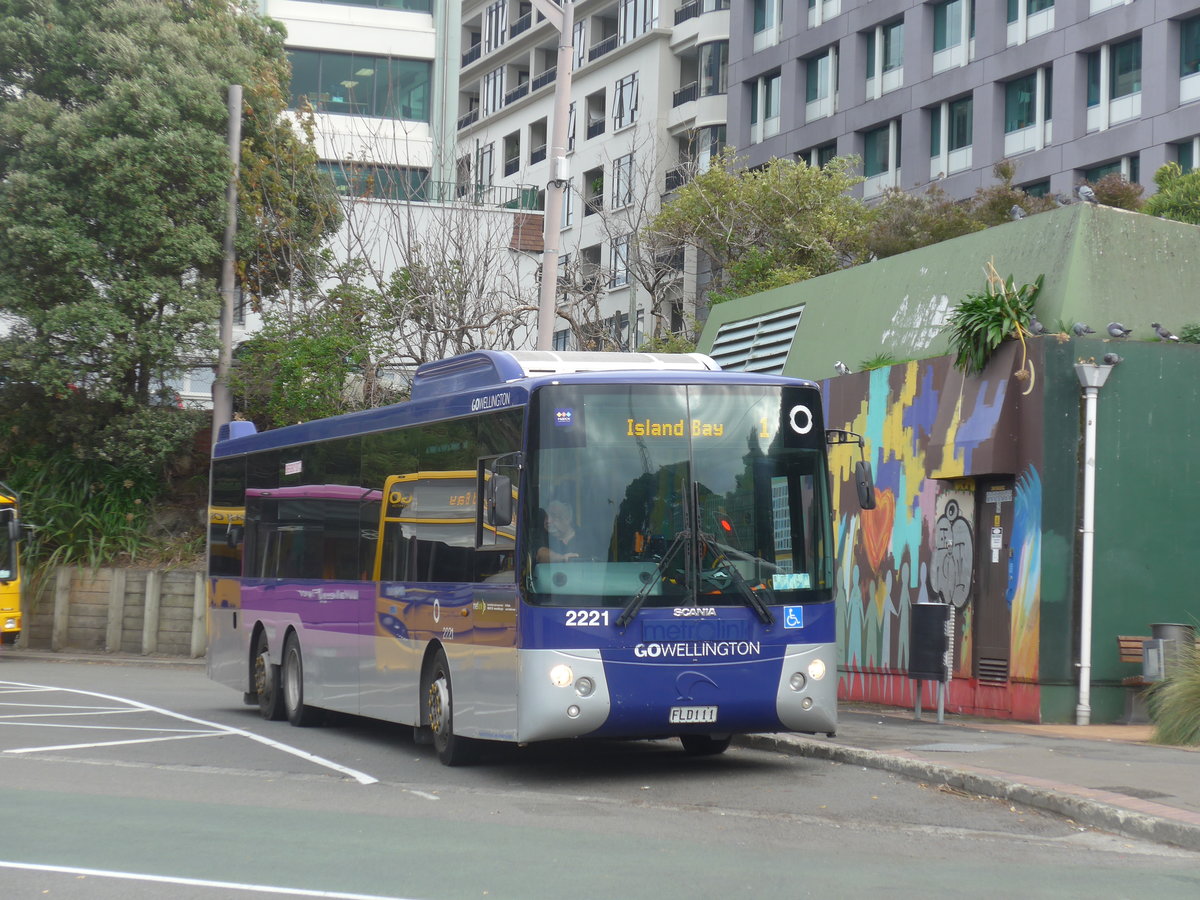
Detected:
[{"left": 910, "top": 742, "right": 1010, "bottom": 753}]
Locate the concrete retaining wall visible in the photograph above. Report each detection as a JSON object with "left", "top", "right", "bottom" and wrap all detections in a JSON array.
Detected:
[{"left": 24, "top": 568, "right": 205, "bottom": 658}]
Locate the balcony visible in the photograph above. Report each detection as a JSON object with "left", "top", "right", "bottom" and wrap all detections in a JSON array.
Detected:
[
  {"left": 504, "top": 156, "right": 520, "bottom": 176},
  {"left": 673, "top": 82, "right": 698, "bottom": 107},
  {"left": 510, "top": 12, "right": 532, "bottom": 38},
  {"left": 665, "top": 165, "right": 689, "bottom": 192},
  {"left": 532, "top": 66, "right": 557, "bottom": 91},
  {"left": 504, "top": 81, "right": 530, "bottom": 106},
  {"left": 588, "top": 34, "right": 618, "bottom": 63},
  {"left": 531, "top": 144, "right": 547, "bottom": 164},
  {"left": 457, "top": 108, "right": 480, "bottom": 130},
  {"left": 584, "top": 195, "right": 603, "bottom": 216},
  {"left": 462, "top": 42, "right": 481, "bottom": 67},
  {"left": 675, "top": 1, "right": 700, "bottom": 24},
  {"left": 586, "top": 118, "right": 606, "bottom": 139}
]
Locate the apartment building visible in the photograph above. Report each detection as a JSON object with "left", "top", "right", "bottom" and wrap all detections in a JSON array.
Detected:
[
  {"left": 729, "top": 0, "right": 1200, "bottom": 201},
  {"left": 455, "top": 0, "right": 731, "bottom": 348}
]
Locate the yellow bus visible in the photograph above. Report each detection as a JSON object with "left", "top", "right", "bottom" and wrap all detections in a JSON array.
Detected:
[{"left": 0, "top": 481, "right": 24, "bottom": 647}]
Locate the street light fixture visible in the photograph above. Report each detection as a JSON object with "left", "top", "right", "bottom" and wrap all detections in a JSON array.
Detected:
[{"left": 1073, "top": 356, "right": 1118, "bottom": 725}]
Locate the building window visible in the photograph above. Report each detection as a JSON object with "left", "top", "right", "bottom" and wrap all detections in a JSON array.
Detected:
[
  {"left": 614, "top": 73, "right": 639, "bottom": 129},
  {"left": 287, "top": 50, "right": 431, "bottom": 121},
  {"left": 749, "top": 70, "right": 781, "bottom": 143},
  {"left": 862, "top": 120, "right": 900, "bottom": 198},
  {"left": 611, "top": 235, "right": 630, "bottom": 288},
  {"left": 1007, "top": 0, "right": 1054, "bottom": 45},
  {"left": 696, "top": 124, "right": 726, "bottom": 172},
  {"left": 801, "top": 143, "right": 837, "bottom": 169},
  {"left": 1004, "top": 68, "right": 1052, "bottom": 155},
  {"left": 484, "top": 0, "right": 507, "bottom": 53},
  {"left": 1084, "top": 156, "right": 1138, "bottom": 185},
  {"left": 562, "top": 180, "right": 574, "bottom": 228},
  {"left": 1176, "top": 138, "right": 1199, "bottom": 174},
  {"left": 612, "top": 153, "right": 634, "bottom": 209},
  {"left": 319, "top": 162, "right": 431, "bottom": 202},
  {"left": 807, "top": 0, "right": 840, "bottom": 30},
  {"left": 699, "top": 41, "right": 728, "bottom": 97},
  {"left": 483, "top": 67, "right": 505, "bottom": 115},
  {"left": 933, "top": 1, "right": 974, "bottom": 72},
  {"left": 618, "top": 0, "right": 659, "bottom": 44},
  {"left": 573, "top": 20, "right": 587, "bottom": 70},
  {"left": 568, "top": 102, "right": 577, "bottom": 152},
  {"left": 753, "top": 0, "right": 781, "bottom": 51},
  {"left": 1087, "top": 37, "right": 1141, "bottom": 131},
  {"left": 866, "top": 20, "right": 904, "bottom": 98},
  {"left": 805, "top": 48, "right": 836, "bottom": 121},
  {"left": 930, "top": 96, "right": 972, "bottom": 179}
]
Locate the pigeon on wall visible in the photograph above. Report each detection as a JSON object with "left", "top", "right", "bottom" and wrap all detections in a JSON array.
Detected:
[
  {"left": 1028, "top": 315, "right": 1045, "bottom": 336},
  {"left": 1152, "top": 322, "right": 1181, "bottom": 342},
  {"left": 1077, "top": 184, "right": 1098, "bottom": 204},
  {"left": 1010, "top": 205, "right": 1026, "bottom": 220},
  {"left": 1072, "top": 322, "right": 1096, "bottom": 336},
  {"left": 834, "top": 361, "right": 852, "bottom": 376},
  {"left": 1103, "top": 353, "right": 1124, "bottom": 365},
  {"left": 1106, "top": 322, "right": 1132, "bottom": 338}
]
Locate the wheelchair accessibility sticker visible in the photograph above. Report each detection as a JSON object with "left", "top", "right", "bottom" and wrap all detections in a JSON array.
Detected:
[{"left": 783, "top": 606, "right": 804, "bottom": 629}]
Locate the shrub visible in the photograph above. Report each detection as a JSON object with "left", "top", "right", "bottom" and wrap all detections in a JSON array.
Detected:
[{"left": 1150, "top": 646, "right": 1200, "bottom": 746}]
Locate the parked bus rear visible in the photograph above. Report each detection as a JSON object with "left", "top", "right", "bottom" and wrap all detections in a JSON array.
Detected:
[{"left": 0, "top": 483, "right": 24, "bottom": 646}]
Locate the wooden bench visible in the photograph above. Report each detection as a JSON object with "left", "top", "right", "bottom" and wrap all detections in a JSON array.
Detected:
[{"left": 1117, "top": 635, "right": 1153, "bottom": 724}]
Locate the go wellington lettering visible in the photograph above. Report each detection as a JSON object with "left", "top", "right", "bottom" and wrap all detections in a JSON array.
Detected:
[
  {"left": 470, "top": 391, "right": 512, "bottom": 412},
  {"left": 633, "top": 641, "right": 762, "bottom": 659}
]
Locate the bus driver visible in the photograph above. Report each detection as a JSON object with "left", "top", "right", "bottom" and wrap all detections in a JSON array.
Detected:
[{"left": 537, "top": 500, "right": 581, "bottom": 562}]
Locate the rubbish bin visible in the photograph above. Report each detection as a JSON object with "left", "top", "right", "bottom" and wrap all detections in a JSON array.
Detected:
[{"left": 1151, "top": 623, "right": 1196, "bottom": 675}]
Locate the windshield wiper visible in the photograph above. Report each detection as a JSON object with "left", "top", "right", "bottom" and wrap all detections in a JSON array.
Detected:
[
  {"left": 698, "top": 535, "right": 775, "bottom": 626},
  {"left": 616, "top": 529, "right": 690, "bottom": 628}
]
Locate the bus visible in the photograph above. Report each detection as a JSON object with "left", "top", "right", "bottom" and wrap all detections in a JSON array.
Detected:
[
  {"left": 1, "top": 482, "right": 24, "bottom": 647},
  {"left": 207, "top": 350, "right": 872, "bottom": 764}
]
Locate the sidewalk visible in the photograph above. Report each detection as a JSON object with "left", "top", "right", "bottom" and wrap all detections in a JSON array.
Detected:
[{"left": 740, "top": 704, "right": 1200, "bottom": 852}]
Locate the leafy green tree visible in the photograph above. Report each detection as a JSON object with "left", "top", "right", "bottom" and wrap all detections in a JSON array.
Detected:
[
  {"left": 866, "top": 185, "right": 985, "bottom": 260},
  {"left": 1144, "top": 163, "right": 1200, "bottom": 225},
  {"left": 650, "top": 151, "right": 871, "bottom": 304},
  {"left": 0, "top": 0, "right": 339, "bottom": 438}
]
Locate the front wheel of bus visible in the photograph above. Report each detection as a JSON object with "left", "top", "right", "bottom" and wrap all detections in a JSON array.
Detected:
[
  {"left": 282, "top": 633, "right": 323, "bottom": 727},
  {"left": 254, "top": 630, "right": 284, "bottom": 721},
  {"left": 425, "top": 649, "right": 474, "bottom": 766},
  {"left": 680, "top": 734, "right": 732, "bottom": 756}
]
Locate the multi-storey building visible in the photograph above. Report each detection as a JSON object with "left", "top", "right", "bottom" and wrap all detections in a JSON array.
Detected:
[
  {"left": 455, "top": 0, "right": 731, "bottom": 348},
  {"left": 729, "top": 1, "right": 1200, "bottom": 201}
]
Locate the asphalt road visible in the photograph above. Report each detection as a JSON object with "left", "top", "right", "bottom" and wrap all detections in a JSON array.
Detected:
[{"left": 2, "top": 656, "right": 1198, "bottom": 899}]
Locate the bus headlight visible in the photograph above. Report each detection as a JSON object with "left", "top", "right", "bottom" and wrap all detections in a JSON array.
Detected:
[
  {"left": 549, "top": 664, "right": 574, "bottom": 688},
  {"left": 3, "top": 618, "right": 16, "bottom": 631},
  {"left": 807, "top": 658, "right": 827, "bottom": 681}
]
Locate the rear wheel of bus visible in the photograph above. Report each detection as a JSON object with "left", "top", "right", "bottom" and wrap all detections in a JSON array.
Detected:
[
  {"left": 425, "top": 648, "right": 474, "bottom": 766},
  {"left": 282, "top": 633, "right": 323, "bottom": 727},
  {"left": 253, "top": 629, "right": 284, "bottom": 721}
]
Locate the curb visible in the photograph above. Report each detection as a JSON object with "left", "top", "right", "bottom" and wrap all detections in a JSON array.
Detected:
[
  {"left": 737, "top": 733, "right": 1200, "bottom": 853},
  {"left": 1, "top": 649, "right": 205, "bottom": 667}
]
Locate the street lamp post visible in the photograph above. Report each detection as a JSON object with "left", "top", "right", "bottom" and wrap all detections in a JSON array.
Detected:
[
  {"left": 212, "top": 84, "right": 242, "bottom": 442},
  {"left": 529, "top": 0, "right": 574, "bottom": 350},
  {"left": 1073, "top": 358, "right": 1118, "bottom": 725}
]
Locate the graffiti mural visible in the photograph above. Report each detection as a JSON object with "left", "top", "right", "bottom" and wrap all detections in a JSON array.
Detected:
[{"left": 824, "top": 347, "right": 1043, "bottom": 718}]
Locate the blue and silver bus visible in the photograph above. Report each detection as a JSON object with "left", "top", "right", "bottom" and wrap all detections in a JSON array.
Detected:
[{"left": 207, "top": 350, "right": 870, "bottom": 764}]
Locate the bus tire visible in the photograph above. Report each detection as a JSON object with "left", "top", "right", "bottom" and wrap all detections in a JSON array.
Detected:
[
  {"left": 253, "top": 630, "right": 284, "bottom": 721},
  {"left": 680, "top": 734, "right": 732, "bottom": 756},
  {"left": 425, "top": 649, "right": 474, "bottom": 766},
  {"left": 282, "top": 633, "right": 323, "bottom": 727}
]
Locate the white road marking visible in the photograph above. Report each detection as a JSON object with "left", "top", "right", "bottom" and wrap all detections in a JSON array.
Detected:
[
  {"left": 7, "top": 732, "right": 220, "bottom": 753},
  {"left": 0, "top": 680, "right": 379, "bottom": 785},
  {"left": 0, "top": 860, "right": 422, "bottom": 899}
]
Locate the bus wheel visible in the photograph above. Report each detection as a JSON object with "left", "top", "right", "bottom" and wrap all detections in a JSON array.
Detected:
[
  {"left": 680, "top": 734, "right": 732, "bottom": 756},
  {"left": 253, "top": 630, "right": 284, "bottom": 721},
  {"left": 282, "top": 634, "right": 322, "bottom": 727},
  {"left": 425, "top": 649, "right": 474, "bottom": 766}
]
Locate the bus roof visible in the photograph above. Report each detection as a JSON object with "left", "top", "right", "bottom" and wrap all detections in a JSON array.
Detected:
[{"left": 214, "top": 350, "right": 818, "bottom": 459}]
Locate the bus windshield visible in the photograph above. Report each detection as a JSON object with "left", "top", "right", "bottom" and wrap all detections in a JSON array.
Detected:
[
  {"left": 0, "top": 507, "right": 13, "bottom": 581},
  {"left": 523, "top": 382, "right": 832, "bottom": 609}
]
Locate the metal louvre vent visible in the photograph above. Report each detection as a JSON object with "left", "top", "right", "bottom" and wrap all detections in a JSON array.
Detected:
[
  {"left": 708, "top": 306, "right": 804, "bottom": 374},
  {"left": 977, "top": 658, "right": 1009, "bottom": 684}
]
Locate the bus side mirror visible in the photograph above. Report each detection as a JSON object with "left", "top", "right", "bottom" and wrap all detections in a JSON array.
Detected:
[
  {"left": 487, "top": 474, "right": 514, "bottom": 527},
  {"left": 855, "top": 461, "right": 876, "bottom": 511},
  {"left": 8, "top": 518, "right": 21, "bottom": 543}
]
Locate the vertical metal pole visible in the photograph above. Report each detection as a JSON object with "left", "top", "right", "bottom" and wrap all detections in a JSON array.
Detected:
[
  {"left": 535, "top": 1, "right": 574, "bottom": 350},
  {"left": 1076, "top": 384, "right": 1099, "bottom": 725},
  {"left": 212, "top": 84, "right": 242, "bottom": 441}
]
